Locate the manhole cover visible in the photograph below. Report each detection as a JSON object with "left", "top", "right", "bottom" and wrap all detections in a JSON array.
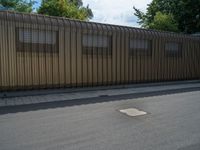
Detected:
[{"left": 119, "top": 108, "right": 147, "bottom": 117}]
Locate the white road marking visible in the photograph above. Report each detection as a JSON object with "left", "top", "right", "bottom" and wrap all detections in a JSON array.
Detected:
[{"left": 119, "top": 108, "right": 147, "bottom": 117}]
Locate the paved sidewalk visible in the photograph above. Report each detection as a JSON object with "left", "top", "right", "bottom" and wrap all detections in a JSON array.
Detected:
[{"left": 1, "top": 81, "right": 200, "bottom": 107}]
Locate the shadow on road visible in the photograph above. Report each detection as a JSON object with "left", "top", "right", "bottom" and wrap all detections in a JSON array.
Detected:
[
  {"left": 0, "top": 87, "right": 200, "bottom": 115},
  {"left": 178, "top": 143, "right": 200, "bottom": 150}
]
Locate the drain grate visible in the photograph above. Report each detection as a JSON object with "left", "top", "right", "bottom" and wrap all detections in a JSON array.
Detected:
[{"left": 119, "top": 108, "right": 147, "bottom": 117}]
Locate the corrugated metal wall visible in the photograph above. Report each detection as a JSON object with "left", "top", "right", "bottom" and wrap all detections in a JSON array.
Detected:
[{"left": 0, "top": 11, "right": 200, "bottom": 91}]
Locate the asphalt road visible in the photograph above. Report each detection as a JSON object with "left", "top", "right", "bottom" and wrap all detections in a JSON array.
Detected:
[{"left": 1, "top": 91, "right": 200, "bottom": 150}]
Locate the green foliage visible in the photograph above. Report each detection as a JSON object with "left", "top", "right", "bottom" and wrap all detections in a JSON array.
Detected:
[
  {"left": 149, "top": 12, "right": 179, "bottom": 32},
  {"left": 134, "top": 0, "right": 200, "bottom": 33},
  {"left": 0, "top": 0, "right": 35, "bottom": 13},
  {"left": 37, "top": 0, "right": 93, "bottom": 21}
]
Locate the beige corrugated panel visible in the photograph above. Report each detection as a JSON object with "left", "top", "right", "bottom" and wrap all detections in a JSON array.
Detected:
[{"left": 0, "top": 11, "right": 200, "bottom": 91}]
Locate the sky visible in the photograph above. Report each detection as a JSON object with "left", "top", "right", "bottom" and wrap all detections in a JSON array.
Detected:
[{"left": 34, "top": 0, "right": 152, "bottom": 27}]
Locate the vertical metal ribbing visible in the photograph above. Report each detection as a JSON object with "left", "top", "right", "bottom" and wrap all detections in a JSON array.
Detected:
[
  {"left": 114, "top": 27, "right": 118, "bottom": 84},
  {"left": 124, "top": 27, "right": 127, "bottom": 84},
  {"left": 189, "top": 37, "right": 194, "bottom": 79},
  {"left": 116, "top": 26, "right": 120, "bottom": 84},
  {"left": 2, "top": 12, "right": 7, "bottom": 89},
  {"left": 75, "top": 21, "right": 78, "bottom": 87},
  {"left": 132, "top": 28, "right": 136, "bottom": 83},
  {"left": 99, "top": 24, "right": 102, "bottom": 85},
  {"left": 0, "top": 13, "right": 2, "bottom": 90},
  {"left": 174, "top": 33, "right": 178, "bottom": 81},
  {"left": 6, "top": 12, "right": 10, "bottom": 89},
  {"left": 174, "top": 33, "right": 177, "bottom": 80},
  {"left": 160, "top": 33, "right": 163, "bottom": 82},
  {"left": 95, "top": 24, "right": 98, "bottom": 86},
  {"left": 143, "top": 30, "right": 147, "bottom": 83},
  {"left": 69, "top": 20, "right": 72, "bottom": 87},
  {"left": 80, "top": 21, "right": 84, "bottom": 86},
  {"left": 26, "top": 14, "right": 32, "bottom": 88},
  {"left": 21, "top": 13, "right": 25, "bottom": 89},
  {"left": 142, "top": 30, "right": 146, "bottom": 82},
  {"left": 70, "top": 20, "right": 77, "bottom": 87},
  {"left": 191, "top": 38, "right": 198, "bottom": 79},
  {"left": 63, "top": 18, "right": 66, "bottom": 87},
  {"left": 127, "top": 28, "right": 130, "bottom": 83},
  {"left": 119, "top": 26, "right": 123, "bottom": 84},
  {"left": 150, "top": 31, "right": 154, "bottom": 83},
  {"left": 140, "top": 30, "right": 144, "bottom": 83},
  {"left": 143, "top": 30, "right": 147, "bottom": 82},
  {"left": 37, "top": 16, "right": 40, "bottom": 88},
  {"left": 119, "top": 26, "right": 124, "bottom": 84},
  {"left": 2, "top": 11, "right": 200, "bottom": 91},
  {"left": 76, "top": 20, "right": 82, "bottom": 87},
  {"left": 143, "top": 30, "right": 146, "bottom": 82},
  {"left": 80, "top": 22, "right": 84, "bottom": 87},
  {"left": 157, "top": 32, "right": 161, "bottom": 82},
  {"left": 35, "top": 15, "right": 40, "bottom": 88},
  {"left": 50, "top": 17, "right": 54, "bottom": 88},
  {"left": 91, "top": 23, "right": 94, "bottom": 86},
  {"left": 42, "top": 15, "right": 47, "bottom": 88},
  {"left": 169, "top": 33, "right": 173, "bottom": 81},
  {"left": 103, "top": 24, "right": 107, "bottom": 85},
  {"left": 138, "top": 29, "right": 142, "bottom": 83},
  {"left": 154, "top": 31, "right": 158, "bottom": 82},
  {"left": 108, "top": 25, "right": 112, "bottom": 85},
  {"left": 137, "top": 29, "right": 142, "bottom": 83},
  {"left": 179, "top": 34, "right": 183, "bottom": 80},
  {"left": 0, "top": 12, "right": 5, "bottom": 90},
  {"left": 151, "top": 31, "right": 155, "bottom": 83},
  {"left": 86, "top": 22, "right": 90, "bottom": 86},
  {"left": 163, "top": 33, "right": 167, "bottom": 82},
  {"left": 100, "top": 24, "right": 103, "bottom": 85},
  {"left": 183, "top": 35, "right": 187, "bottom": 80},
  {"left": 56, "top": 17, "right": 60, "bottom": 87},
  {"left": 105, "top": 25, "right": 109, "bottom": 85},
  {"left": 186, "top": 37, "right": 190, "bottom": 80},
  {"left": 180, "top": 35, "right": 184, "bottom": 80},
  {"left": 85, "top": 22, "right": 89, "bottom": 86},
  {"left": 198, "top": 39, "right": 200, "bottom": 79},
  {"left": 29, "top": 14, "right": 33, "bottom": 89},
  {"left": 93, "top": 23, "right": 98, "bottom": 86},
  {"left": 64, "top": 19, "right": 70, "bottom": 87},
  {"left": 189, "top": 37, "right": 193, "bottom": 79},
  {"left": 131, "top": 29, "right": 136, "bottom": 83},
  {"left": 14, "top": 13, "right": 18, "bottom": 89},
  {"left": 124, "top": 27, "right": 129, "bottom": 84},
  {"left": 164, "top": 34, "right": 168, "bottom": 81},
  {"left": 194, "top": 40, "right": 199, "bottom": 79},
  {"left": 101, "top": 24, "right": 104, "bottom": 85},
  {"left": 137, "top": 29, "right": 141, "bottom": 83},
  {"left": 60, "top": 17, "right": 66, "bottom": 88}
]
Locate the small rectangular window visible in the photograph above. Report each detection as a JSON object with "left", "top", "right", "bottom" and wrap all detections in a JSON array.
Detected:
[
  {"left": 82, "top": 34, "right": 112, "bottom": 55},
  {"left": 165, "top": 42, "right": 181, "bottom": 57},
  {"left": 129, "top": 39, "right": 152, "bottom": 56},
  {"left": 16, "top": 28, "right": 58, "bottom": 53}
]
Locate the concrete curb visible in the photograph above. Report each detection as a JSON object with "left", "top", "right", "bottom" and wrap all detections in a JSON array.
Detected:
[{"left": 1, "top": 80, "right": 200, "bottom": 107}]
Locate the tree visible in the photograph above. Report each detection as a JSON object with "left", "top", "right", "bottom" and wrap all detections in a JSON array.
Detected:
[
  {"left": 37, "top": 0, "right": 93, "bottom": 21},
  {"left": 134, "top": 0, "right": 200, "bottom": 33},
  {"left": 0, "top": 0, "right": 35, "bottom": 13},
  {"left": 148, "top": 12, "right": 179, "bottom": 32}
]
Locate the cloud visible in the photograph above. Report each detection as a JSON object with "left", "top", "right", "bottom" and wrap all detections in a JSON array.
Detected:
[{"left": 83, "top": 0, "right": 152, "bottom": 27}]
